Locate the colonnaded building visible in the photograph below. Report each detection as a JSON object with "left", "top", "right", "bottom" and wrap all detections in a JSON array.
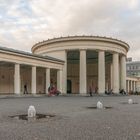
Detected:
[{"left": 0, "top": 36, "right": 138, "bottom": 95}]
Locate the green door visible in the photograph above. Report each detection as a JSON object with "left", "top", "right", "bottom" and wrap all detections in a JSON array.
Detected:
[{"left": 67, "top": 80, "right": 72, "bottom": 94}]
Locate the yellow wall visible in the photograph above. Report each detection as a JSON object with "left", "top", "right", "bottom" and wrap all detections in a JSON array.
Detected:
[
  {"left": 0, "top": 66, "right": 14, "bottom": 94},
  {"left": 67, "top": 63, "right": 111, "bottom": 93}
]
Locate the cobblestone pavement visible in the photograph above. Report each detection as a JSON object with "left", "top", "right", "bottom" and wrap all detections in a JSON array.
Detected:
[{"left": 0, "top": 95, "right": 140, "bottom": 140}]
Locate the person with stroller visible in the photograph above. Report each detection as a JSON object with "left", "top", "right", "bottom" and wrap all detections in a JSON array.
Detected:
[{"left": 48, "top": 84, "right": 61, "bottom": 96}]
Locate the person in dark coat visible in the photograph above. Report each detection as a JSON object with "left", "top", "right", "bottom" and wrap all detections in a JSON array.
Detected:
[{"left": 24, "top": 84, "right": 28, "bottom": 94}]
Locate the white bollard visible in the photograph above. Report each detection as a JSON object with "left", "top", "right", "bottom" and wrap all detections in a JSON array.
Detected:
[
  {"left": 128, "top": 99, "right": 133, "bottom": 104},
  {"left": 97, "top": 101, "right": 103, "bottom": 109},
  {"left": 28, "top": 105, "right": 36, "bottom": 118}
]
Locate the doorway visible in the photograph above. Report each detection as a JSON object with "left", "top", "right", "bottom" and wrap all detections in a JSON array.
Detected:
[{"left": 67, "top": 80, "right": 72, "bottom": 93}]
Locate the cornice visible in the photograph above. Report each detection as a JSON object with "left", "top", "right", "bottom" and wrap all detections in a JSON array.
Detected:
[
  {"left": 32, "top": 35, "right": 130, "bottom": 53},
  {"left": 0, "top": 46, "right": 64, "bottom": 64}
]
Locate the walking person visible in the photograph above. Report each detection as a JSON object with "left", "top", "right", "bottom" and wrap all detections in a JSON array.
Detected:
[
  {"left": 89, "top": 85, "right": 93, "bottom": 96},
  {"left": 24, "top": 84, "right": 28, "bottom": 94}
]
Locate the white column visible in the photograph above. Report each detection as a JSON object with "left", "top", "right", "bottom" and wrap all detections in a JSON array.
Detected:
[
  {"left": 62, "top": 51, "right": 67, "bottom": 94},
  {"left": 126, "top": 80, "right": 127, "bottom": 92},
  {"left": 135, "top": 81, "right": 137, "bottom": 92},
  {"left": 110, "top": 63, "right": 113, "bottom": 90},
  {"left": 133, "top": 81, "right": 136, "bottom": 92},
  {"left": 127, "top": 80, "right": 130, "bottom": 93},
  {"left": 80, "top": 50, "right": 87, "bottom": 95},
  {"left": 126, "top": 80, "right": 128, "bottom": 93},
  {"left": 14, "top": 63, "right": 20, "bottom": 94},
  {"left": 132, "top": 81, "right": 134, "bottom": 92},
  {"left": 112, "top": 53, "right": 119, "bottom": 93},
  {"left": 31, "top": 66, "right": 36, "bottom": 94},
  {"left": 130, "top": 80, "right": 133, "bottom": 91},
  {"left": 46, "top": 68, "right": 50, "bottom": 94},
  {"left": 120, "top": 55, "right": 126, "bottom": 91},
  {"left": 57, "top": 69, "right": 63, "bottom": 93},
  {"left": 98, "top": 51, "right": 105, "bottom": 94},
  {"left": 129, "top": 80, "right": 131, "bottom": 91},
  {"left": 133, "top": 81, "right": 135, "bottom": 91}
]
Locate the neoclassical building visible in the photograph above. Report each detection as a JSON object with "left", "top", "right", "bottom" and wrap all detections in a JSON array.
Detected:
[
  {"left": 32, "top": 36, "right": 129, "bottom": 94},
  {"left": 0, "top": 36, "right": 133, "bottom": 95}
]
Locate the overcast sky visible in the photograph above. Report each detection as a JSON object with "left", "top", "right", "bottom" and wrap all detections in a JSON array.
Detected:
[{"left": 0, "top": 0, "right": 140, "bottom": 60}]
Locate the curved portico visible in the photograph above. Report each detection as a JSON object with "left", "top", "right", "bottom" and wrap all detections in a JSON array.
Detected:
[{"left": 32, "top": 36, "right": 129, "bottom": 95}]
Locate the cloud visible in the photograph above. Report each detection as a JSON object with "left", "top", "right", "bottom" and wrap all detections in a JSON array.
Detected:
[{"left": 0, "top": 0, "right": 140, "bottom": 60}]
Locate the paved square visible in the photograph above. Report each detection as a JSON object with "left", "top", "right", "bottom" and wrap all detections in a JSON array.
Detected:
[{"left": 0, "top": 95, "right": 140, "bottom": 140}]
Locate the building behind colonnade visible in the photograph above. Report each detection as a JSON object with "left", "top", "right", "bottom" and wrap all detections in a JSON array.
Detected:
[{"left": 126, "top": 59, "right": 140, "bottom": 93}]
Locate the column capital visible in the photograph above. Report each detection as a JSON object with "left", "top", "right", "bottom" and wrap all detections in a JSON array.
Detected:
[
  {"left": 80, "top": 49, "right": 87, "bottom": 51},
  {"left": 98, "top": 50, "right": 105, "bottom": 52},
  {"left": 57, "top": 69, "right": 62, "bottom": 72},
  {"left": 112, "top": 52, "right": 119, "bottom": 55},
  {"left": 15, "top": 63, "right": 20, "bottom": 65}
]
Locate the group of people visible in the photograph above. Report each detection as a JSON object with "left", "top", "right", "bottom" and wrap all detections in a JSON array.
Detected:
[
  {"left": 89, "top": 85, "right": 127, "bottom": 96},
  {"left": 23, "top": 82, "right": 61, "bottom": 96},
  {"left": 105, "top": 89, "right": 126, "bottom": 95},
  {"left": 48, "top": 84, "right": 61, "bottom": 96},
  {"left": 89, "top": 86, "right": 98, "bottom": 96},
  {"left": 24, "top": 83, "right": 129, "bottom": 96},
  {"left": 119, "top": 89, "right": 126, "bottom": 95},
  {"left": 105, "top": 89, "right": 114, "bottom": 95}
]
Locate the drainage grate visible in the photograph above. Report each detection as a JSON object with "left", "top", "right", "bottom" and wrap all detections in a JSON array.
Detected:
[
  {"left": 121, "top": 102, "right": 138, "bottom": 104},
  {"left": 9, "top": 114, "right": 55, "bottom": 121},
  {"left": 86, "top": 106, "right": 113, "bottom": 109}
]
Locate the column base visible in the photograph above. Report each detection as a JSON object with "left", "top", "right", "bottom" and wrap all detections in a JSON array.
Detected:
[
  {"left": 80, "top": 93, "right": 87, "bottom": 96},
  {"left": 14, "top": 93, "right": 21, "bottom": 96},
  {"left": 98, "top": 92, "right": 105, "bottom": 94}
]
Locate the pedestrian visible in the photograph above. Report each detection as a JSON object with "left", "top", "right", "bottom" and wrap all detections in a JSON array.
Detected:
[
  {"left": 24, "top": 84, "right": 28, "bottom": 94},
  {"left": 89, "top": 86, "right": 93, "bottom": 96}
]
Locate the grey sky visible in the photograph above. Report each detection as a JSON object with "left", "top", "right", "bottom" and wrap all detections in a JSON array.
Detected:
[{"left": 0, "top": 0, "right": 140, "bottom": 60}]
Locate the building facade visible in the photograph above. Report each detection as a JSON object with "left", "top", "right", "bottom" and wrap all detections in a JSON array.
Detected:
[
  {"left": 126, "top": 58, "right": 140, "bottom": 92},
  {"left": 0, "top": 47, "right": 64, "bottom": 94},
  {"left": 32, "top": 36, "right": 129, "bottom": 94},
  {"left": 0, "top": 36, "right": 131, "bottom": 95},
  {"left": 127, "top": 60, "right": 140, "bottom": 77}
]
